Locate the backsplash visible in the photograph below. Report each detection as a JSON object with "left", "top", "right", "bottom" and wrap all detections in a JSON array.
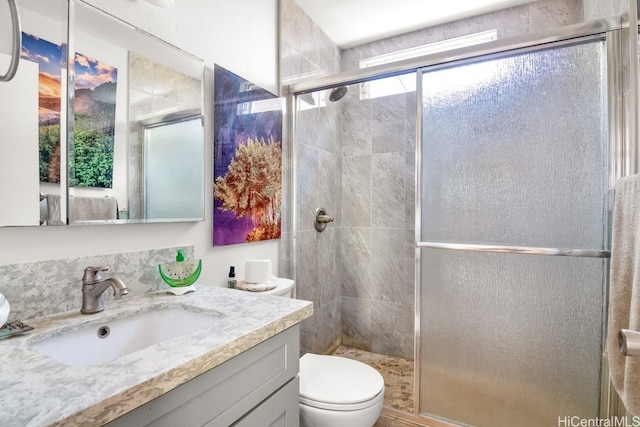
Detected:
[{"left": 0, "top": 246, "right": 194, "bottom": 321}]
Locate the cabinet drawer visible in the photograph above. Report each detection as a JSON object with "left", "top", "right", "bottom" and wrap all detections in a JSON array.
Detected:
[
  {"left": 230, "top": 377, "right": 299, "bottom": 427},
  {"left": 107, "top": 325, "right": 299, "bottom": 427}
]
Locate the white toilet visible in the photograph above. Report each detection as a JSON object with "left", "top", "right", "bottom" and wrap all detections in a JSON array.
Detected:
[
  {"left": 298, "top": 353, "right": 385, "bottom": 427},
  {"left": 246, "top": 277, "right": 385, "bottom": 427}
]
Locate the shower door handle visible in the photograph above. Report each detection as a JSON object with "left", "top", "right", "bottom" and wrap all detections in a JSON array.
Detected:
[
  {"left": 416, "top": 241, "right": 610, "bottom": 258},
  {"left": 619, "top": 329, "right": 640, "bottom": 357}
]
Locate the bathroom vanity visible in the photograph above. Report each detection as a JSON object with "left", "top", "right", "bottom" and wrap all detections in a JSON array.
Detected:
[
  {"left": 107, "top": 326, "right": 301, "bottom": 427},
  {"left": 0, "top": 285, "right": 312, "bottom": 426}
]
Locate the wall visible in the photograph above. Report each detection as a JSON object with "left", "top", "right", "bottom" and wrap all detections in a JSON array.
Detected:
[
  {"left": 1, "top": 246, "right": 193, "bottom": 320},
  {"left": 280, "top": 0, "right": 343, "bottom": 354},
  {"left": 0, "top": 0, "right": 280, "bottom": 290},
  {"left": 337, "top": 86, "right": 416, "bottom": 359},
  {"left": 583, "top": 0, "right": 627, "bottom": 19},
  {"left": 342, "top": 0, "right": 587, "bottom": 72}
]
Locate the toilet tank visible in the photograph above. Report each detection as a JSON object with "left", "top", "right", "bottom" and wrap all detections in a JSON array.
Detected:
[{"left": 259, "top": 277, "right": 295, "bottom": 298}]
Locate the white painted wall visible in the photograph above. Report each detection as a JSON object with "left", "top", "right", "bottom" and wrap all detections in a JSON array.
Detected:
[
  {"left": 0, "top": 57, "right": 39, "bottom": 226},
  {"left": 0, "top": 0, "right": 280, "bottom": 286}
]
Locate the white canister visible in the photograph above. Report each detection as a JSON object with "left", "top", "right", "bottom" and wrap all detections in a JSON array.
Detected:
[{"left": 244, "top": 259, "right": 272, "bottom": 283}]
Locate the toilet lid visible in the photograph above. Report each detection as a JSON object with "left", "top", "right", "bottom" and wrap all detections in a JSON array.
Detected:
[{"left": 299, "top": 354, "right": 384, "bottom": 405}]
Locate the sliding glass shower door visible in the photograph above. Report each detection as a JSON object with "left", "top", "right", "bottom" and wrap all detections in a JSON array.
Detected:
[{"left": 418, "top": 37, "right": 609, "bottom": 426}]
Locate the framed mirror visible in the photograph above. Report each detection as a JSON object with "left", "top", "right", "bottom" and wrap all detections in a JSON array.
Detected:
[
  {"left": 0, "top": 0, "right": 205, "bottom": 226},
  {"left": 68, "top": 0, "right": 205, "bottom": 225},
  {"left": 0, "top": 0, "right": 68, "bottom": 226}
]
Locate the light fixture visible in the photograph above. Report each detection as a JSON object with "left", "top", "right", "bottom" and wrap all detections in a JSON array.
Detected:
[
  {"left": 359, "top": 30, "right": 498, "bottom": 68},
  {"left": 144, "top": 0, "right": 174, "bottom": 7}
]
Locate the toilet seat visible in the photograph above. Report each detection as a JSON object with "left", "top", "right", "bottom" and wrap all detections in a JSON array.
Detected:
[
  {"left": 300, "top": 388, "right": 384, "bottom": 411},
  {"left": 299, "top": 354, "right": 385, "bottom": 411}
]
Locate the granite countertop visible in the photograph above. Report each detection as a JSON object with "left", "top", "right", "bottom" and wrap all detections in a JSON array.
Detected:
[{"left": 0, "top": 284, "right": 312, "bottom": 426}]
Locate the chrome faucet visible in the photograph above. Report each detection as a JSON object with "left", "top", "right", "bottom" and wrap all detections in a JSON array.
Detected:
[{"left": 81, "top": 266, "right": 129, "bottom": 314}]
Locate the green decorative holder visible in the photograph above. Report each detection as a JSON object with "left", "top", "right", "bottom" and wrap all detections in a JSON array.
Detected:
[{"left": 158, "top": 259, "right": 202, "bottom": 288}]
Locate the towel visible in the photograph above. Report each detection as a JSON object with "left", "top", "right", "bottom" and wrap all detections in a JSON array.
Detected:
[
  {"left": 606, "top": 173, "right": 640, "bottom": 415},
  {"left": 45, "top": 195, "right": 65, "bottom": 226},
  {"left": 69, "top": 196, "right": 118, "bottom": 221}
]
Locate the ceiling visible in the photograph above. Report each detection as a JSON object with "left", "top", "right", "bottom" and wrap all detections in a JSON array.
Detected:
[{"left": 294, "top": 0, "right": 538, "bottom": 48}]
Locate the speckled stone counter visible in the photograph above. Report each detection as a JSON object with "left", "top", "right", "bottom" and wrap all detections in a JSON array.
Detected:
[{"left": 0, "top": 284, "right": 312, "bottom": 426}]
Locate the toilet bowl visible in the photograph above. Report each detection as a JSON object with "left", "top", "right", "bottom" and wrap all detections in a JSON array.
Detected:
[
  {"left": 299, "top": 353, "right": 385, "bottom": 427},
  {"left": 237, "top": 276, "right": 385, "bottom": 427}
]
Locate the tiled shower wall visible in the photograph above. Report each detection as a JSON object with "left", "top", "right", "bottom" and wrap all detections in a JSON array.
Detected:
[
  {"left": 280, "top": 0, "right": 343, "bottom": 354},
  {"left": 341, "top": 0, "right": 589, "bottom": 74},
  {"left": 339, "top": 88, "right": 416, "bottom": 359},
  {"left": 280, "top": 0, "right": 628, "bottom": 357},
  {"left": 583, "top": 0, "right": 627, "bottom": 20}
]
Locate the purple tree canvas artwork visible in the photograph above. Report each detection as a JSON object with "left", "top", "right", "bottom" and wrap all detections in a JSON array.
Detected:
[{"left": 213, "top": 65, "right": 282, "bottom": 246}]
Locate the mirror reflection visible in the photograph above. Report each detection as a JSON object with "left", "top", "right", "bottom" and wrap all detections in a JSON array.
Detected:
[
  {"left": 0, "top": 0, "right": 205, "bottom": 226},
  {"left": 0, "top": 0, "right": 67, "bottom": 226}
]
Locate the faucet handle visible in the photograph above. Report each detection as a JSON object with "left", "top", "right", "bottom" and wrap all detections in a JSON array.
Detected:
[{"left": 83, "top": 266, "right": 109, "bottom": 285}]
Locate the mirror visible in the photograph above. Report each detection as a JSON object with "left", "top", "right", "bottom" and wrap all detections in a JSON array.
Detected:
[
  {"left": 0, "top": 0, "right": 205, "bottom": 226},
  {"left": 0, "top": 0, "right": 67, "bottom": 226}
]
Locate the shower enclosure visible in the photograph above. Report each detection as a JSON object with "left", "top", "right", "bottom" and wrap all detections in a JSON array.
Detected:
[
  {"left": 287, "top": 18, "right": 630, "bottom": 427},
  {"left": 417, "top": 36, "right": 610, "bottom": 426}
]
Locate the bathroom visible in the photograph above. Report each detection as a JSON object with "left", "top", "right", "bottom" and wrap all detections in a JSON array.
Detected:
[
  {"left": 0, "top": 0, "right": 637, "bottom": 425},
  {"left": 282, "top": 0, "right": 634, "bottom": 425}
]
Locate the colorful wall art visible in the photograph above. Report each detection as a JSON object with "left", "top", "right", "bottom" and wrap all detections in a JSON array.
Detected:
[
  {"left": 20, "top": 32, "right": 118, "bottom": 188},
  {"left": 213, "top": 65, "right": 282, "bottom": 246}
]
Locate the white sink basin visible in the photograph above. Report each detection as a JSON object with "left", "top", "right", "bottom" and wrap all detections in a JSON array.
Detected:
[{"left": 31, "top": 307, "right": 220, "bottom": 367}]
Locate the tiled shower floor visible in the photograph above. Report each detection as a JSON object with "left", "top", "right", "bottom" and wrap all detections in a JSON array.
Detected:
[{"left": 331, "top": 346, "right": 415, "bottom": 414}]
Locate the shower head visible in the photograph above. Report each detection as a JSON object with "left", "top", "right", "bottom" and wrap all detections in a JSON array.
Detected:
[{"left": 328, "top": 86, "right": 348, "bottom": 102}]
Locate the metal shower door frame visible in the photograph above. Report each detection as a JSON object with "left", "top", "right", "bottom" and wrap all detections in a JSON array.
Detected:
[
  {"left": 413, "top": 25, "right": 625, "bottom": 425},
  {"left": 285, "top": 15, "right": 630, "bottom": 425}
]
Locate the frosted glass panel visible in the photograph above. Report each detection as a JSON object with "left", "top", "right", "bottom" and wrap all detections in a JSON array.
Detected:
[
  {"left": 419, "top": 250, "right": 605, "bottom": 426},
  {"left": 418, "top": 39, "right": 608, "bottom": 426},
  {"left": 421, "top": 40, "right": 607, "bottom": 248},
  {"left": 144, "top": 118, "right": 204, "bottom": 220}
]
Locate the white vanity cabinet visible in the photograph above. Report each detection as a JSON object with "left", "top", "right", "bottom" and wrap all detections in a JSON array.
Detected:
[{"left": 107, "top": 325, "right": 300, "bottom": 427}]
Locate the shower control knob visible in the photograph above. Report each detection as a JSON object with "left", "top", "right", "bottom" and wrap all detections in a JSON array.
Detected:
[{"left": 314, "top": 207, "right": 334, "bottom": 232}]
